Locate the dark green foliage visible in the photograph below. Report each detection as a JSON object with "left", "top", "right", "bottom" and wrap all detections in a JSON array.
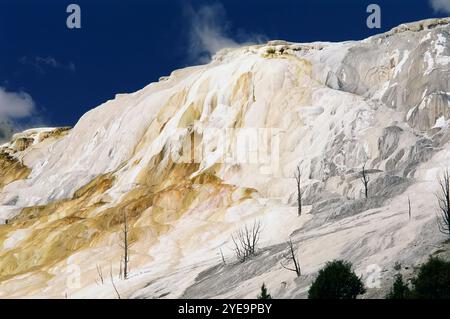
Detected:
[
  {"left": 266, "top": 47, "right": 276, "bottom": 55},
  {"left": 308, "top": 260, "right": 366, "bottom": 299},
  {"left": 257, "top": 283, "right": 272, "bottom": 299},
  {"left": 412, "top": 257, "right": 450, "bottom": 299},
  {"left": 386, "top": 274, "right": 411, "bottom": 299}
]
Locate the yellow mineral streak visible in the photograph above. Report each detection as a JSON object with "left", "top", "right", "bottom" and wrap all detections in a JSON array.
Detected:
[
  {"left": 178, "top": 79, "right": 210, "bottom": 128},
  {"left": 178, "top": 102, "right": 202, "bottom": 128},
  {"left": 0, "top": 174, "right": 116, "bottom": 281},
  {"left": 14, "top": 138, "right": 34, "bottom": 152},
  {"left": 134, "top": 90, "right": 188, "bottom": 155},
  {"left": 232, "top": 72, "right": 253, "bottom": 129},
  {"left": 37, "top": 127, "right": 71, "bottom": 143},
  {"left": 0, "top": 53, "right": 310, "bottom": 296},
  {"left": 0, "top": 152, "right": 31, "bottom": 191},
  {"left": 0, "top": 151, "right": 254, "bottom": 295}
]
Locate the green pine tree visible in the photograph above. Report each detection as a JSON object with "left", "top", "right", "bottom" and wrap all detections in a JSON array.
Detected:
[
  {"left": 412, "top": 256, "right": 450, "bottom": 299},
  {"left": 308, "top": 260, "right": 366, "bottom": 299},
  {"left": 386, "top": 274, "right": 411, "bottom": 299},
  {"left": 257, "top": 283, "right": 272, "bottom": 299}
]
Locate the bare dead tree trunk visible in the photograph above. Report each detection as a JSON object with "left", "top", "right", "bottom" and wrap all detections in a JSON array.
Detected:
[
  {"left": 110, "top": 265, "right": 121, "bottom": 299},
  {"left": 436, "top": 169, "right": 450, "bottom": 237},
  {"left": 220, "top": 248, "right": 226, "bottom": 265},
  {"left": 120, "top": 211, "right": 130, "bottom": 280},
  {"left": 96, "top": 264, "right": 104, "bottom": 285},
  {"left": 361, "top": 163, "right": 369, "bottom": 199},
  {"left": 280, "top": 238, "right": 301, "bottom": 277},
  {"left": 232, "top": 221, "right": 261, "bottom": 263},
  {"left": 295, "top": 165, "right": 302, "bottom": 216},
  {"left": 408, "top": 196, "right": 412, "bottom": 220}
]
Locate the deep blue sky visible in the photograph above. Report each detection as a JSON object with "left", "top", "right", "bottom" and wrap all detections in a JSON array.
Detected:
[{"left": 0, "top": 0, "right": 448, "bottom": 129}]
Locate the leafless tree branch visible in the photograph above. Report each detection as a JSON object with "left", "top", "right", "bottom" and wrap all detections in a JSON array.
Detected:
[
  {"left": 360, "top": 162, "right": 370, "bottom": 199},
  {"left": 96, "top": 264, "right": 104, "bottom": 285},
  {"left": 436, "top": 169, "right": 450, "bottom": 237},
  {"left": 295, "top": 165, "right": 302, "bottom": 216},
  {"left": 110, "top": 265, "right": 121, "bottom": 299},
  {"left": 232, "top": 221, "right": 261, "bottom": 263},
  {"left": 220, "top": 248, "right": 226, "bottom": 265},
  {"left": 119, "top": 211, "right": 130, "bottom": 280},
  {"left": 408, "top": 196, "right": 412, "bottom": 220},
  {"left": 280, "top": 238, "right": 301, "bottom": 277}
]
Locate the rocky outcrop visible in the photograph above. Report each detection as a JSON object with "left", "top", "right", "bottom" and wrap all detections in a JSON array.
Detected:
[{"left": 0, "top": 151, "right": 30, "bottom": 192}]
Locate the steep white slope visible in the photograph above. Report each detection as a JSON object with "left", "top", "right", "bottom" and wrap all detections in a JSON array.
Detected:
[{"left": 0, "top": 18, "right": 449, "bottom": 298}]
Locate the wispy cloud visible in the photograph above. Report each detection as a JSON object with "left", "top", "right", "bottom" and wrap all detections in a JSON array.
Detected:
[
  {"left": 0, "top": 87, "right": 36, "bottom": 141},
  {"left": 185, "top": 2, "right": 266, "bottom": 63},
  {"left": 430, "top": 0, "right": 450, "bottom": 14},
  {"left": 19, "top": 56, "right": 76, "bottom": 74},
  {"left": 0, "top": 87, "right": 52, "bottom": 142},
  {"left": 0, "top": 87, "right": 35, "bottom": 120}
]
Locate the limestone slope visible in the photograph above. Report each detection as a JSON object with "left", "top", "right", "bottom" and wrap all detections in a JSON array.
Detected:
[{"left": 0, "top": 18, "right": 449, "bottom": 298}]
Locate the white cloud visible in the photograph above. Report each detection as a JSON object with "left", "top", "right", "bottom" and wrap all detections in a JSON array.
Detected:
[
  {"left": 185, "top": 2, "right": 266, "bottom": 63},
  {"left": 0, "top": 87, "right": 35, "bottom": 120},
  {"left": 20, "top": 56, "right": 76, "bottom": 73},
  {"left": 430, "top": 0, "right": 450, "bottom": 14}
]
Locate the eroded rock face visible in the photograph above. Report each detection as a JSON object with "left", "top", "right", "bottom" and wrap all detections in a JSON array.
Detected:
[
  {"left": 0, "top": 152, "right": 30, "bottom": 192},
  {"left": 1, "top": 127, "right": 71, "bottom": 154},
  {"left": 0, "top": 127, "right": 71, "bottom": 223},
  {"left": 309, "top": 18, "right": 450, "bottom": 132},
  {"left": 14, "top": 138, "right": 34, "bottom": 152},
  {"left": 0, "top": 18, "right": 449, "bottom": 298}
]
